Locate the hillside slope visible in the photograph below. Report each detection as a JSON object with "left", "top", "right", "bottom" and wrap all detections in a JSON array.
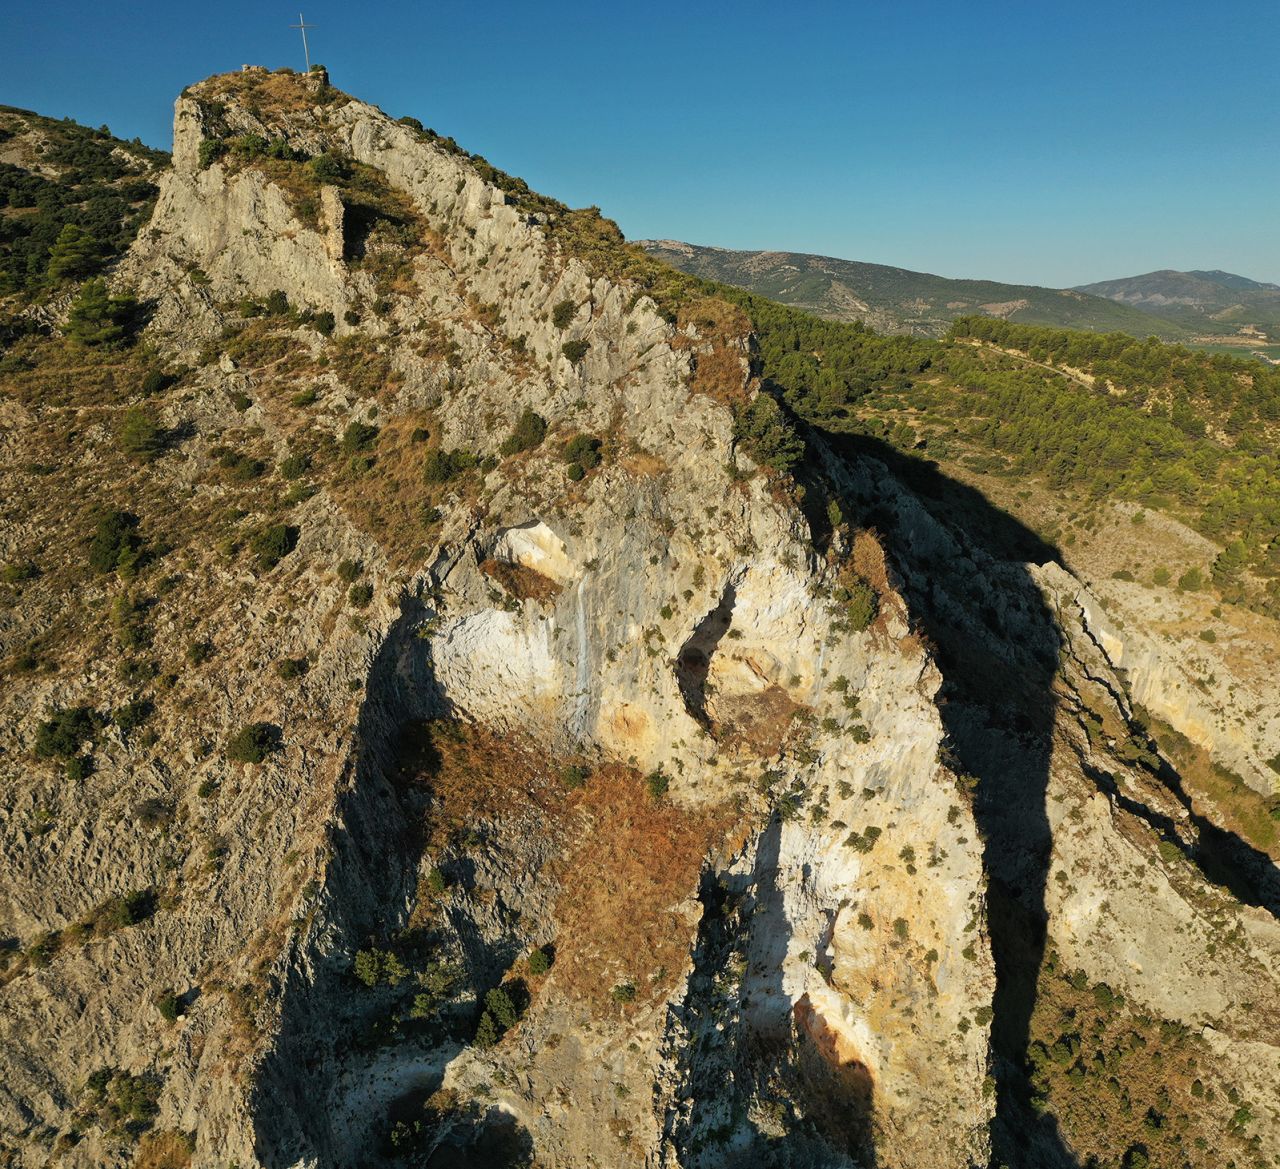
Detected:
[
  {"left": 639, "top": 240, "right": 1189, "bottom": 339},
  {"left": 1077, "top": 268, "right": 1280, "bottom": 341},
  {"left": 0, "top": 105, "right": 167, "bottom": 296},
  {"left": 1, "top": 67, "right": 1279, "bottom": 1169}
]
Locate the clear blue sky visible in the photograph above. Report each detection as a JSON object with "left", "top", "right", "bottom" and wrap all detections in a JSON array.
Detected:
[{"left": 4, "top": 0, "right": 1276, "bottom": 287}]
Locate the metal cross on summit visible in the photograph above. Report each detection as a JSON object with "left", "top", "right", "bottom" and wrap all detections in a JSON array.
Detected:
[{"left": 290, "top": 12, "right": 316, "bottom": 72}]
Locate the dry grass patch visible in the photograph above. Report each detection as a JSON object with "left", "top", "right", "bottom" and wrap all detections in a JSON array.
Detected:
[
  {"left": 674, "top": 296, "right": 752, "bottom": 407},
  {"left": 549, "top": 765, "right": 737, "bottom": 1012},
  {"left": 133, "top": 1129, "right": 195, "bottom": 1169},
  {"left": 480, "top": 558, "right": 562, "bottom": 604}
]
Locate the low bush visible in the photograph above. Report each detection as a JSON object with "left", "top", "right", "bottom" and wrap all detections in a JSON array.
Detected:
[
  {"left": 88, "top": 510, "right": 146, "bottom": 575},
  {"left": 551, "top": 299, "right": 576, "bottom": 328},
  {"left": 275, "top": 657, "right": 309, "bottom": 679},
  {"left": 35, "top": 705, "right": 98, "bottom": 759},
  {"left": 155, "top": 988, "right": 180, "bottom": 1023},
  {"left": 561, "top": 339, "right": 589, "bottom": 365},
  {"left": 249, "top": 524, "right": 298, "bottom": 571},
  {"left": 341, "top": 421, "right": 379, "bottom": 453},
  {"left": 563, "top": 434, "right": 602, "bottom": 468},
  {"left": 117, "top": 406, "right": 163, "bottom": 460},
  {"left": 527, "top": 946, "right": 552, "bottom": 976},
  {"left": 499, "top": 408, "right": 547, "bottom": 456},
  {"left": 423, "top": 448, "right": 477, "bottom": 483},
  {"left": 225, "top": 722, "right": 282, "bottom": 764},
  {"left": 348, "top": 582, "right": 373, "bottom": 608}
]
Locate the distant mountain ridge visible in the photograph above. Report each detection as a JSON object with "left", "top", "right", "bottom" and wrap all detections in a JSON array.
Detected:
[
  {"left": 1076, "top": 268, "right": 1280, "bottom": 337},
  {"left": 639, "top": 240, "right": 1191, "bottom": 340}
]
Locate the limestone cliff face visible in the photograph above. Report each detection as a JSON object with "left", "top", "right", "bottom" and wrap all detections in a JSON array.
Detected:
[{"left": 1, "top": 68, "right": 1278, "bottom": 1169}]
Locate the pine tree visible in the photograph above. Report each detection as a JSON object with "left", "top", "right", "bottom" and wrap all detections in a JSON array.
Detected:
[
  {"left": 64, "top": 278, "right": 138, "bottom": 347},
  {"left": 47, "top": 224, "right": 106, "bottom": 281}
]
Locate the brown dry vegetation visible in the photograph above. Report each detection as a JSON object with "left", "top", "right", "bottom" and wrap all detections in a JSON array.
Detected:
[
  {"left": 549, "top": 765, "right": 738, "bottom": 1012},
  {"left": 674, "top": 296, "right": 752, "bottom": 408},
  {"left": 133, "top": 1129, "right": 195, "bottom": 1169},
  {"left": 196, "top": 69, "right": 338, "bottom": 115},
  {"left": 479, "top": 557, "right": 562, "bottom": 604}
]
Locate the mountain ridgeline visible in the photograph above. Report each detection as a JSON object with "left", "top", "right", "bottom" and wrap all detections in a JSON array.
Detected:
[
  {"left": 1076, "top": 268, "right": 1280, "bottom": 338},
  {"left": 2, "top": 67, "right": 1280, "bottom": 1169},
  {"left": 639, "top": 240, "right": 1195, "bottom": 340}
]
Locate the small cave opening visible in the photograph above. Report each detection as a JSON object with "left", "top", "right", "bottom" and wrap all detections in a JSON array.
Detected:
[{"left": 675, "top": 582, "right": 736, "bottom": 725}]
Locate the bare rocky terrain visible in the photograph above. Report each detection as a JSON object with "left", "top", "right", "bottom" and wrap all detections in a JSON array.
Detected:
[{"left": 1, "top": 67, "right": 1279, "bottom": 1169}]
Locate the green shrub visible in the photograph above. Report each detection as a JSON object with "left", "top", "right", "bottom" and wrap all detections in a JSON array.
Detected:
[
  {"left": 114, "top": 699, "right": 153, "bottom": 734},
  {"left": 348, "top": 582, "right": 373, "bottom": 608},
  {"left": 645, "top": 769, "right": 669, "bottom": 799},
  {"left": 561, "top": 339, "right": 589, "bottom": 365},
  {"left": 563, "top": 434, "right": 602, "bottom": 468},
  {"left": 473, "top": 1011, "right": 501, "bottom": 1049},
  {"left": 279, "top": 452, "right": 310, "bottom": 479},
  {"left": 186, "top": 639, "right": 213, "bottom": 666},
  {"left": 527, "top": 947, "right": 552, "bottom": 976},
  {"left": 225, "top": 722, "right": 282, "bottom": 764},
  {"left": 341, "top": 421, "right": 379, "bottom": 454},
  {"left": 230, "top": 391, "right": 251, "bottom": 412},
  {"left": 140, "top": 369, "right": 175, "bottom": 396},
  {"left": 97, "top": 888, "right": 154, "bottom": 931},
  {"left": 313, "top": 310, "right": 335, "bottom": 336},
  {"left": 47, "top": 223, "right": 106, "bottom": 281},
  {"left": 733, "top": 395, "right": 803, "bottom": 473},
  {"left": 291, "top": 387, "right": 318, "bottom": 407},
  {"left": 835, "top": 576, "right": 878, "bottom": 632},
  {"left": 560, "top": 764, "right": 590, "bottom": 790},
  {"left": 309, "top": 152, "right": 349, "bottom": 183},
  {"left": 423, "top": 448, "right": 477, "bottom": 483},
  {"left": 485, "top": 986, "right": 519, "bottom": 1029},
  {"left": 425, "top": 865, "right": 448, "bottom": 894},
  {"left": 155, "top": 988, "right": 180, "bottom": 1023},
  {"left": 198, "top": 138, "right": 227, "bottom": 169},
  {"left": 249, "top": 523, "right": 298, "bottom": 571},
  {"left": 88, "top": 510, "right": 145, "bottom": 574},
  {"left": 66, "top": 755, "right": 94, "bottom": 781},
  {"left": 566, "top": 462, "right": 585, "bottom": 481},
  {"left": 611, "top": 982, "right": 637, "bottom": 1004},
  {"left": 337, "top": 558, "right": 362, "bottom": 583},
  {"left": 117, "top": 406, "right": 163, "bottom": 460},
  {"left": 35, "top": 705, "right": 97, "bottom": 759},
  {"left": 1177, "top": 567, "right": 1203, "bottom": 592},
  {"left": 264, "top": 289, "right": 290, "bottom": 316},
  {"left": 500, "top": 408, "right": 547, "bottom": 456},
  {"left": 275, "top": 657, "right": 309, "bottom": 679},
  {"left": 551, "top": 299, "right": 576, "bottom": 328}
]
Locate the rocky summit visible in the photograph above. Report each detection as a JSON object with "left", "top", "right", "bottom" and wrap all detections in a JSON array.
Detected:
[{"left": 1, "top": 68, "right": 1279, "bottom": 1169}]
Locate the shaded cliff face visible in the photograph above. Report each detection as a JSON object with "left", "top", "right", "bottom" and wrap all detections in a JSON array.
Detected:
[{"left": 0, "top": 67, "right": 1277, "bottom": 1169}]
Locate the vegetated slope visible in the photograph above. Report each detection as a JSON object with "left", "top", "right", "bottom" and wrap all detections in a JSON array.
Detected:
[
  {"left": 0, "top": 66, "right": 1278, "bottom": 1169},
  {"left": 0, "top": 106, "right": 167, "bottom": 296},
  {"left": 1078, "top": 268, "right": 1280, "bottom": 338},
  {"left": 639, "top": 239, "right": 1190, "bottom": 340}
]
